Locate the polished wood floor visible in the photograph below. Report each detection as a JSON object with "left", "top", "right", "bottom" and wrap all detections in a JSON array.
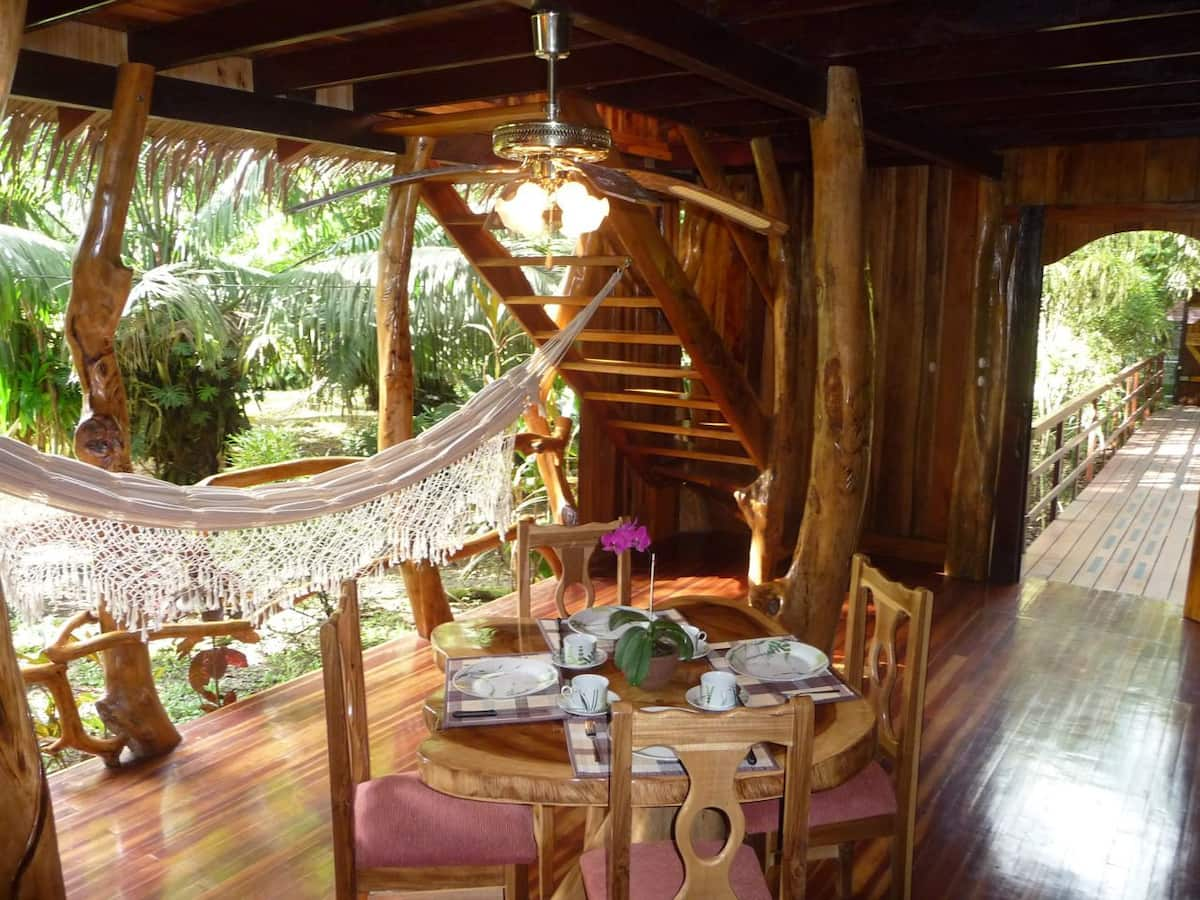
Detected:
[
  {"left": 48, "top": 563, "right": 1199, "bottom": 899},
  {"left": 1024, "top": 405, "right": 1200, "bottom": 604}
]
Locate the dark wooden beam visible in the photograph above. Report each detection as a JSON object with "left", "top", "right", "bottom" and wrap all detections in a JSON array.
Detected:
[
  {"left": 848, "top": 11, "right": 1200, "bottom": 85},
  {"left": 980, "top": 105, "right": 1200, "bottom": 147},
  {"left": 589, "top": 75, "right": 740, "bottom": 112},
  {"left": 878, "top": 55, "right": 1200, "bottom": 110},
  {"left": 935, "top": 83, "right": 1200, "bottom": 126},
  {"left": 11, "top": 50, "right": 410, "bottom": 155},
  {"left": 128, "top": 0, "right": 493, "bottom": 70},
  {"left": 254, "top": 11, "right": 609, "bottom": 93},
  {"left": 24, "top": 0, "right": 122, "bottom": 30},
  {"left": 354, "top": 44, "right": 676, "bottom": 113}
]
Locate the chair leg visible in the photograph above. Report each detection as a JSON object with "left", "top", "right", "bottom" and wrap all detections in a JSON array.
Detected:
[
  {"left": 890, "top": 831, "right": 912, "bottom": 900},
  {"left": 837, "top": 842, "right": 854, "bottom": 900},
  {"left": 506, "top": 862, "right": 531, "bottom": 900},
  {"left": 535, "top": 804, "right": 557, "bottom": 900}
]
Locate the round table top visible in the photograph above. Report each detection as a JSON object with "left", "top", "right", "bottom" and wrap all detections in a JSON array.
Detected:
[{"left": 418, "top": 595, "right": 876, "bottom": 806}]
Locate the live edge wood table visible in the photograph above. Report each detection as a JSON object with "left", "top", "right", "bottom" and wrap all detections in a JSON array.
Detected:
[{"left": 419, "top": 594, "right": 876, "bottom": 899}]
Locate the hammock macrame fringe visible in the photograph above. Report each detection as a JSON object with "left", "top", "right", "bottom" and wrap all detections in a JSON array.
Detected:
[{"left": 0, "top": 265, "right": 626, "bottom": 629}]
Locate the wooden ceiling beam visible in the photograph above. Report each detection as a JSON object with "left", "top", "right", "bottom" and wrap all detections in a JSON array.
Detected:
[
  {"left": 848, "top": 11, "right": 1200, "bottom": 85},
  {"left": 935, "top": 83, "right": 1200, "bottom": 126},
  {"left": 354, "top": 44, "right": 676, "bottom": 113},
  {"left": 589, "top": 75, "right": 741, "bottom": 112},
  {"left": 983, "top": 107, "right": 1200, "bottom": 147},
  {"left": 128, "top": 0, "right": 494, "bottom": 70},
  {"left": 878, "top": 55, "right": 1200, "bottom": 110},
  {"left": 506, "top": 0, "right": 1002, "bottom": 177},
  {"left": 24, "top": 0, "right": 123, "bottom": 30},
  {"left": 11, "top": 50, "right": 411, "bottom": 155}
]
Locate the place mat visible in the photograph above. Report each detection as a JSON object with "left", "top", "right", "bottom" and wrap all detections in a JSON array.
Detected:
[
  {"left": 441, "top": 652, "right": 566, "bottom": 729},
  {"left": 706, "top": 641, "right": 859, "bottom": 706},
  {"left": 565, "top": 716, "right": 779, "bottom": 778},
  {"left": 537, "top": 606, "right": 689, "bottom": 654}
]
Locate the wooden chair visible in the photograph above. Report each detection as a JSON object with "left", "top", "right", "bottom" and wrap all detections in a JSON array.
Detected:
[
  {"left": 579, "top": 697, "right": 815, "bottom": 900},
  {"left": 320, "top": 580, "right": 537, "bottom": 899},
  {"left": 516, "top": 517, "right": 632, "bottom": 618},
  {"left": 744, "top": 553, "right": 933, "bottom": 900}
]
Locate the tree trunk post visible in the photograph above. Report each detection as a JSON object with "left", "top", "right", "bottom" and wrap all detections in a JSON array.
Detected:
[
  {"left": 375, "top": 137, "right": 453, "bottom": 637},
  {"left": 945, "top": 181, "right": 1014, "bottom": 580},
  {"left": 62, "top": 62, "right": 181, "bottom": 762},
  {"left": 764, "top": 67, "right": 873, "bottom": 653}
]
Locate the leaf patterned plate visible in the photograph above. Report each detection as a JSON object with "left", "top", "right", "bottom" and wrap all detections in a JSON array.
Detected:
[
  {"left": 451, "top": 658, "right": 558, "bottom": 699},
  {"left": 726, "top": 638, "right": 829, "bottom": 682}
]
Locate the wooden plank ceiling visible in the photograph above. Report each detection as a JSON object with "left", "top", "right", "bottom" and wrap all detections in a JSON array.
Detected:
[{"left": 16, "top": 0, "right": 1200, "bottom": 174}]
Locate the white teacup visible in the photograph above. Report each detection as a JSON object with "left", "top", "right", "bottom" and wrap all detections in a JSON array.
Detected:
[
  {"left": 699, "top": 671, "right": 738, "bottom": 710},
  {"left": 561, "top": 674, "right": 610, "bottom": 712},
  {"left": 681, "top": 624, "right": 708, "bottom": 656},
  {"left": 562, "top": 632, "right": 598, "bottom": 666}
]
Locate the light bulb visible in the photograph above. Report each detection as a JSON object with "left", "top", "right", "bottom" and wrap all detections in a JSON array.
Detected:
[
  {"left": 495, "top": 180, "right": 549, "bottom": 238},
  {"left": 556, "top": 181, "right": 609, "bottom": 238}
]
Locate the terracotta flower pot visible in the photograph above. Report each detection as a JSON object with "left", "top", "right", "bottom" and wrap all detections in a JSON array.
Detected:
[{"left": 639, "top": 652, "right": 680, "bottom": 690}]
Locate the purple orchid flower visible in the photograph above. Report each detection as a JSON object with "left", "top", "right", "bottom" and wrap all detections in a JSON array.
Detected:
[{"left": 601, "top": 519, "right": 651, "bottom": 554}]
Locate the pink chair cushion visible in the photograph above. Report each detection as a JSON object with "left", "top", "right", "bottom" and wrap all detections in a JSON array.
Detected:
[
  {"left": 579, "top": 840, "right": 772, "bottom": 900},
  {"left": 353, "top": 773, "right": 537, "bottom": 869},
  {"left": 742, "top": 761, "right": 897, "bottom": 834}
]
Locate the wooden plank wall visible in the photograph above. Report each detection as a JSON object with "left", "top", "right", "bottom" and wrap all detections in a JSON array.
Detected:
[{"left": 1004, "top": 139, "right": 1200, "bottom": 263}]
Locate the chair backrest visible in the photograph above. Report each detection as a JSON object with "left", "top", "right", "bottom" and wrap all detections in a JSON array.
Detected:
[
  {"left": 516, "top": 517, "right": 631, "bottom": 618},
  {"left": 320, "top": 580, "right": 372, "bottom": 893},
  {"left": 607, "top": 698, "right": 814, "bottom": 900},
  {"left": 844, "top": 553, "right": 933, "bottom": 847}
]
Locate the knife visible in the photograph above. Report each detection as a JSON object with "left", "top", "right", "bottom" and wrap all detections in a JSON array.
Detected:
[{"left": 452, "top": 709, "right": 499, "bottom": 719}]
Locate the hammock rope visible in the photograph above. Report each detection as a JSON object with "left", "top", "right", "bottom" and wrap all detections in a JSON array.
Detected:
[{"left": 0, "top": 264, "right": 627, "bottom": 628}]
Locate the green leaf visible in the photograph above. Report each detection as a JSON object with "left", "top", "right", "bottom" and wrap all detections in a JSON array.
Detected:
[
  {"left": 608, "top": 609, "right": 652, "bottom": 629},
  {"left": 653, "top": 620, "right": 695, "bottom": 660},
  {"left": 614, "top": 626, "right": 652, "bottom": 686}
]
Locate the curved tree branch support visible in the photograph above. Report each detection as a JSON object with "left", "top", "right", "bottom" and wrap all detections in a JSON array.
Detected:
[{"left": 753, "top": 67, "right": 873, "bottom": 654}]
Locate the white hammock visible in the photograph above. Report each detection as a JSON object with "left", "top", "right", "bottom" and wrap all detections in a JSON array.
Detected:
[{"left": 0, "top": 266, "right": 626, "bottom": 629}]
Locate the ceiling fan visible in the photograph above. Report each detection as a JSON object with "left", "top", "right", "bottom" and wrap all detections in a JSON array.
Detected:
[{"left": 288, "top": 7, "right": 787, "bottom": 239}]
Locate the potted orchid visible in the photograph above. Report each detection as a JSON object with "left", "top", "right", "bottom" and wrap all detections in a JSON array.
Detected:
[{"left": 602, "top": 520, "right": 694, "bottom": 688}]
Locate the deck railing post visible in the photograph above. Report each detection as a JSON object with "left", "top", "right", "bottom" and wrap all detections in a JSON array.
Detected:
[{"left": 1048, "top": 421, "right": 1064, "bottom": 523}]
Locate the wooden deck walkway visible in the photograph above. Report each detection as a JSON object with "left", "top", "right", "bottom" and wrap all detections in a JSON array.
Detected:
[
  {"left": 1023, "top": 405, "right": 1200, "bottom": 604},
  {"left": 45, "top": 564, "right": 1200, "bottom": 899}
]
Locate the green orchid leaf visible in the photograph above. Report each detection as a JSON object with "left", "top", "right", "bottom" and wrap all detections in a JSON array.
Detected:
[
  {"left": 615, "top": 626, "right": 652, "bottom": 686},
  {"left": 608, "top": 609, "right": 652, "bottom": 629},
  {"left": 654, "top": 620, "right": 695, "bottom": 660}
]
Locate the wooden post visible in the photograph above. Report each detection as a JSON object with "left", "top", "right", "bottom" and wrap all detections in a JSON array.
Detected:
[
  {"left": 736, "top": 138, "right": 812, "bottom": 584},
  {"left": 0, "top": 3, "right": 65, "bottom": 893},
  {"left": 62, "top": 62, "right": 181, "bottom": 762},
  {"left": 375, "top": 137, "right": 453, "bottom": 637},
  {"left": 1185, "top": 500, "right": 1200, "bottom": 622},
  {"left": 989, "top": 207, "right": 1046, "bottom": 584},
  {"left": 760, "top": 68, "right": 872, "bottom": 653}
]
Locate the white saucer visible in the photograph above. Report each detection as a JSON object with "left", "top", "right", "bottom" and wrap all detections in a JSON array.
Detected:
[
  {"left": 550, "top": 648, "right": 609, "bottom": 671},
  {"left": 685, "top": 685, "right": 738, "bottom": 712},
  {"left": 558, "top": 690, "right": 620, "bottom": 717}
]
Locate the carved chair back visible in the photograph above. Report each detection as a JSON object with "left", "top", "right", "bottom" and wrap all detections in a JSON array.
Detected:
[
  {"left": 607, "top": 698, "right": 814, "bottom": 900},
  {"left": 516, "top": 517, "right": 631, "bottom": 618},
  {"left": 844, "top": 553, "right": 933, "bottom": 857}
]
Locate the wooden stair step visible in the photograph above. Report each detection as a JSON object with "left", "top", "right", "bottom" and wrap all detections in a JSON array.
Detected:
[
  {"left": 582, "top": 390, "right": 721, "bottom": 410},
  {"left": 559, "top": 359, "right": 699, "bottom": 378},
  {"left": 649, "top": 465, "right": 751, "bottom": 492},
  {"left": 536, "top": 330, "right": 682, "bottom": 346},
  {"left": 506, "top": 295, "right": 660, "bottom": 309},
  {"left": 625, "top": 445, "right": 757, "bottom": 467},
  {"left": 477, "top": 255, "right": 628, "bottom": 268},
  {"left": 609, "top": 419, "right": 743, "bottom": 442}
]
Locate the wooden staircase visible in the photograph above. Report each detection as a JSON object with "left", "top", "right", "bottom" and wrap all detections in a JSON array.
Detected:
[{"left": 420, "top": 181, "right": 769, "bottom": 493}]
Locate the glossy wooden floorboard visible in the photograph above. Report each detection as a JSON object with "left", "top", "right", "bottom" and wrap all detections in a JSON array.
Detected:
[
  {"left": 1024, "top": 406, "right": 1200, "bottom": 604},
  {"left": 48, "top": 566, "right": 1199, "bottom": 899}
]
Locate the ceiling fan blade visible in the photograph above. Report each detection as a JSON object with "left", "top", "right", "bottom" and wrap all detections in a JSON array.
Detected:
[
  {"left": 287, "top": 164, "right": 520, "bottom": 214},
  {"left": 613, "top": 168, "right": 788, "bottom": 236},
  {"left": 575, "top": 162, "right": 661, "bottom": 204}
]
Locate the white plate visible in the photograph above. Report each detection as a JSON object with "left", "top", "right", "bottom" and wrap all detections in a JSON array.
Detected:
[
  {"left": 685, "top": 685, "right": 737, "bottom": 712},
  {"left": 726, "top": 638, "right": 829, "bottom": 682},
  {"left": 550, "top": 647, "right": 610, "bottom": 670},
  {"left": 633, "top": 745, "right": 678, "bottom": 761},
  {"left": 451, "top": 658, "right": 558, "bottom": 699},
  {"left": 567, "top": 606, "right": 656, "bottom": 640},
  {"left": 559, "top": 690, "right": 620, "bottom": 717}
]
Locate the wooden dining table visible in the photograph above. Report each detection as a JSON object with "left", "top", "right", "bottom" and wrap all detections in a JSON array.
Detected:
[{"left": 418, "top": 594, "right": 877, "bottom": 898}]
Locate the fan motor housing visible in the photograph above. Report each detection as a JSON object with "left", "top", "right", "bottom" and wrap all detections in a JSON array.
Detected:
[{"left": 492, "top": 119, "right": 612, "bottom": 164}]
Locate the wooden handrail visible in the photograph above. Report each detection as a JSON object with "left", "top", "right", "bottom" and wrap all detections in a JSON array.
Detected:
[{"left": 1031, "top": 356, "right": 1159, "bottom": 439}]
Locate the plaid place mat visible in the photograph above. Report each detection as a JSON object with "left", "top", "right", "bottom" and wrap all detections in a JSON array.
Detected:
[
  {"left": 565, "top": 716, "right": 779, "bottom": 778},
  {"left": 706, "top": 641, "right": 859, "bottom": 707},
  {"left": 537, "top": 607, "right": 689, "bottom": 654},
  {"left": 442, "top": 653, "right": 566, "bottom": 729}
]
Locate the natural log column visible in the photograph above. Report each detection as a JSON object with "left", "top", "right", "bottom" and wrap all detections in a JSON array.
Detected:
[
  {"left": 945, "top": 182, "right": 1015, "bottom": 579},
  {"left": 376, "top": 137, "right": 453, "bottom": 638},
  {"left": 63, "top": 63, "right": 181, "bottom": 762},
  {"left": 1, "top": 3, "right": 64, "bottom": 888},
  {"left": 1185, "top": 500, "right": 1200, "bottom": 622},
  {"left": 737, "top": 138, "right": 812, "bottom": 584},
  {"left": 753, "top": 67, "right": 873, "bottom": 653}
]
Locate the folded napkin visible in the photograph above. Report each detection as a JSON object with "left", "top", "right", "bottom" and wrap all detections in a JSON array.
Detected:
[
  {"left": 537, "top": 606, "right": 689, "bottom": 654},
  {"left": 706, "top": 641, "right": 859, "bottom": 707},
  {"left": 442, "top": 652, "right": 566, "bottom": 729},
  {"left": 565, "top": 716, "right": 779, "bottom": 778}
]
